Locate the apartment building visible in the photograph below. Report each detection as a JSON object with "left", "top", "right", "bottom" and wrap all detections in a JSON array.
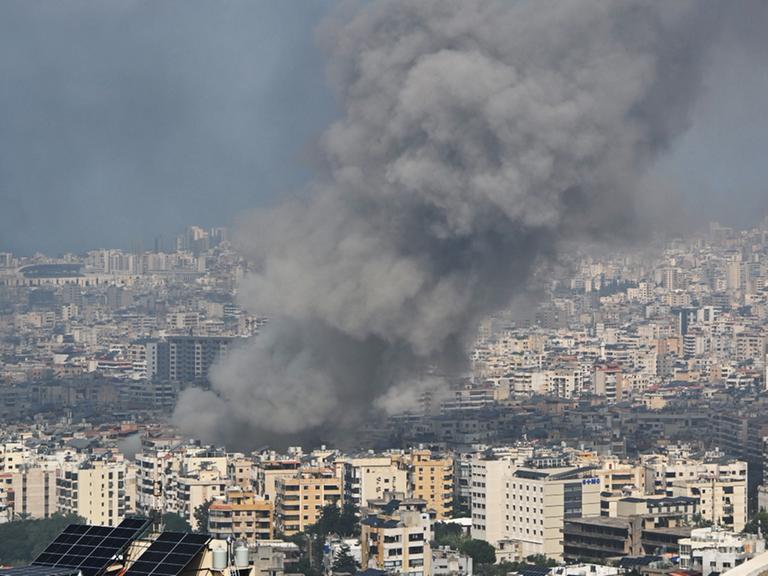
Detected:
[
  {"left": 504, "top": 467, "right": 602, "bottom": 560},
  {"left": 134, "top": 441, "right": 229, "bottom": 520},
  {"left": 57, "top": 459, "right": 127, "bottom": 526},
  {"left": 0, "top": 442, "right": 30, "bottom": 472},
  {"left": 469, "top": 456, "right": 514, "bottom": 546},
  {"left": 342, "top": 456, "right": 408, "bottom": 511},
  {"left": 136, "top": 336, "right": 231, "bottom": 382},
  {"left": 563, "top": 514, "right": 692, "bottom": 561},
  {"left": 0, "top": 485, "right": 10, "bottom": 522},
  {"left": 229, "top": 457, "right": 255, "bottom": 490},
  {"left": 166, "top": 335, "right": 231, "bottom": 383},
  {"left": 173, "top": 467, "right": 228, "bottom": 530},
  {"left": 614, "top": 495, "right": 699, "bottom": 523},
  {"left": 643, "top": 455, "right": 748, "bottom": 495},
  {"left": 135, "top": 450, "right": 171, "bottom": 515},
  {"left": 671, "top": 478, "right": 747, "bottom": 532},
  {"left": 360, "top": 497, "right": 433, "bottom": 576},
  {"left": 594, "top": 458, "right": 654, "bottom": 495},
  {"left": 395, "top": 450, "right": 454, "bottom": 519},
  {"left": 208, "top": 488, "right": 274, "bottom": 544},
  {"left": 254, "top": 459, "right": 302, "bottom": 503},
  {"left": 0, "top": 465, "right": 59, "bottom": 520},
  {"left": 431, "top": 547, "right": 473, "bottom": 576},
  {"left": 678, "top": 527, "right": 765, "bottom": 576},
  {"left": 275, "top": 468, "right": 342, "bottom": 536}
]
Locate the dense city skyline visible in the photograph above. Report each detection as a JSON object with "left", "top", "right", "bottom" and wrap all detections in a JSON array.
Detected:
[{"left": 3, "top": 2, "right": 768, "bottom": 575}]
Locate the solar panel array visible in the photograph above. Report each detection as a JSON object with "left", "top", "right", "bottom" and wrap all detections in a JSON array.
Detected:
[
  {"left": 32, "top": 517, "right": 151, "bottom": 576},
  {"left": 124, "top": 532, "right": 211, "bottom": 576},
  {"left": 0, "top": 567, "right": 81, "bottom": 576}
]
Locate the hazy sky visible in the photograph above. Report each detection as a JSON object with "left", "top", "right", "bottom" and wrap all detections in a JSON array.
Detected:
[
  {"left": 0, "top": 1, "right": 766, "bottom": 255},
  {"left": 654, "top": 28, "right": 768, "bottom": 230},
  {"left": 0, "top": 1, "right": 335, "bottom": 254}
]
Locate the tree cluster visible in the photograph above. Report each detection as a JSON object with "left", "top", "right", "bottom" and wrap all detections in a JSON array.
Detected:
[
  {"left": 193, "top": 500, "right": 213, "bottom": 533},
  {"left": 744, "top": 511, "right": 768, "bottom": 541},
  {"left": 433, "top": 522, "right": 496, "bottom": 567},
  {"left": 476, "top": 556, "right": 558, "bottom": 576},
  {"left": 162, "top": 512, "right": 193, "bottom": 532},
  {"left": 308, "top": 503, "right": 359, "bottom": 539},
  {"left": 286, "top": 502, "right": 360, "bottom": 576},
  {"left": 0, "top": 513, "right": 85, "bottom": 566},
  {"left": 332, "top": 543, "right": 359, "bottom": 575}
]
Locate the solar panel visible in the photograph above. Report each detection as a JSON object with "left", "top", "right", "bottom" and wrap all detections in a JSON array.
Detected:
[
  {"left": 124, "top": 532, "right": 211, "bottom": 576},
  {"left": 32, "top": 517, "right": 152, "bottom": 576},
  {"left": 0, "top": 568, "right": 81, "bottom": 576}
]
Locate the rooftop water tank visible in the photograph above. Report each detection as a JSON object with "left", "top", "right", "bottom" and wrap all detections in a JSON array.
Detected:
[
  {"left": 212, "top": 548, "right": 227, "bottom": 571},
  {"left": 235, "top": 545, "right": 250, "bottom": 568}
]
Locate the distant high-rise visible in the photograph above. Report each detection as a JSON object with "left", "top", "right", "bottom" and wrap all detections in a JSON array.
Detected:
[{"left": 141, "top": 335, "right": 232, "bottom": 383}]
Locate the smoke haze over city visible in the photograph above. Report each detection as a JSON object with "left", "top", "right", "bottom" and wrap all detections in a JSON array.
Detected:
[
  {"left": 6, "top": 2, "right": 768, "bottom": 561},
  {"left": 168, "top": 0, "right": 768, "bottom": 448}
]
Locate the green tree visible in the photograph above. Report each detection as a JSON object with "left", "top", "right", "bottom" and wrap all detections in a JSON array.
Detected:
[
  {"left": 459, "top": 539, "right": 496, "bottom": 566},
  {"left": 452, "top": 496, "right": 470, "bottom": 519},
  {"left": 339, "top": 502, "right": 359, "bottom": 536},
  {"left": 433, "top": 522, "right": 466, "bottom": 549},
  {"left": 162, "top": 512, "right": 192, "bottom": 532},
  {"left": 478, "top": 561, "right": 524, "bottom": 576},
  {"left": 309, "top": 502, "right": 359, "bottom": 538},
  {"left": 0, "top": 513, "right": 85, "bottom": 566},
  {"left": 193, "top": 499, "right": 213, "bottom": 533},
  {"left": 287, "top": 532, "right": 322, "bottom": 576},
  {"left": 525, "top": 554, "right": 558, "bottom": 567},
  {"left": 744, "top": 510, "right": 768, "bottom": 540},
  {"left": 294, "top": 555, "right": 320, "bottom": 576},
  {"left": 691, "top": 513, "right": 713, "bottom": 528},
  {"left": 332, "top": 543, "right": 358, "bottom": 575}
]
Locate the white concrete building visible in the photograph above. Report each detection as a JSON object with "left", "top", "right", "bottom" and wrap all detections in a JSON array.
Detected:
[
  {"left": 504, "top": 467, "right": 602, "bottom": 561},
  {"left": 431, "top": 547, "right": 473, "bottom": 576},
  {"left": 342, "top": 455, "right": 408, "bottom": 511},
  {"left": 679, "top": 528, "right": 765, "bottom": 576}
]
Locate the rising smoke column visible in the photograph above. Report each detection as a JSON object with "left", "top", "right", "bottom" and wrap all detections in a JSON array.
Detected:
[{"left": 174, "top": 0, "right": 723, "bottom": 447}]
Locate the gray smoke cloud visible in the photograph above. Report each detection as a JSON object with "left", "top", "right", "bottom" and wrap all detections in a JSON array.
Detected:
[
  {"left": 173, "top": 0, "right": 762, "bottom": 448},
  {"left": 116, "top": 434, "right": 143, "bottom": 460}
]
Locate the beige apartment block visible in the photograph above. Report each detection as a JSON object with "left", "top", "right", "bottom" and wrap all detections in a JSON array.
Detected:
[
  {"left": 470, "top": 457, "right": 602, "bottom": 561},
  {"left": 469, "top": 456, "right": 514, "bottom": 546},
  {"left": 342, "top": 456, "right": 408, "bottom": 511},
  {"left": 0, "top": 465, "right": 58, "bottom": 519},
  {"left": 208, "top": 488, "right": 274, "bottom": 544},
  {"left": 671, "top": 478, "right": 747, "bottom": 532},
  {"left": 594, "top": 458, "right": 654, "bottom": 495},
  {"left": 0, "top": 442, "right": 30, "bottom": 472},
  {"left": 229, "top": 457, "right": 255, "bottom": 490},
  {"left": 254, "top": 459, "right": 302, "bottom": 503},
  {"left": 643, "top": 456, "right": 748, "bottom": 495},
  {"left": 361, "top": 502, "right": 432, "bottom": 576},
  {"left": 396, "top": 450, "right": 454, "bottom": 520},
  {"left": 504, "top": 467, "right": 602, "bottom": 561},
  {"left": 276, "top": 468, "right": 342, "bottom": 536},
  {"left": 58, "top": 460, "right": 127, "bottom": 526},
  {"left": 174, "top": 468, "right": 228, "bottom": 530}
]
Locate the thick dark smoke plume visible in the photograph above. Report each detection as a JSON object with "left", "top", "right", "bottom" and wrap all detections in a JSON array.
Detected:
[{"left": 173, "top": 0, "right": 757, "bottom": 448}]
